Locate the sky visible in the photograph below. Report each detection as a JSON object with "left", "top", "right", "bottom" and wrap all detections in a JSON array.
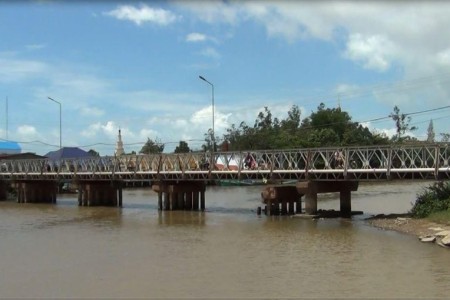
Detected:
[{"left": 1, "top": 0, "right": 450, "bottom": 155}]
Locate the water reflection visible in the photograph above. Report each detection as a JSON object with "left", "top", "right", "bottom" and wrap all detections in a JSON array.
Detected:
[{"left": 157, "top": 210, "right": 206, "bottom": 227}]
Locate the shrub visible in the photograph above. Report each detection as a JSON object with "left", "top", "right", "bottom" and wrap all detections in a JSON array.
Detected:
[{"left": 410, "top": 181, "right": 450, "bottom": 218}]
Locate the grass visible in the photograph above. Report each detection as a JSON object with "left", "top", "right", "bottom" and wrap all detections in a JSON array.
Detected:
[{"left": 427, "top": 209, "right": 450, "bottom": 226}]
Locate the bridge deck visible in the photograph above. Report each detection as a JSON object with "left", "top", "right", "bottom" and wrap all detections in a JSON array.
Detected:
[{"left": 0, "top": 144, "right": 448, "bottom": 181}]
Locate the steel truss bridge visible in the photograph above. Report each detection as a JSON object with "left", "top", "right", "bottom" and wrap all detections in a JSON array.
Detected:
[{"left": 0, "top": 144, "right": 449, "bottom": 182}]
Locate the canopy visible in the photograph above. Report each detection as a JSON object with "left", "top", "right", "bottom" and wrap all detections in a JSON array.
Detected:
[{"left": 45, "top": 147, "right": 92, "bottom": 160}]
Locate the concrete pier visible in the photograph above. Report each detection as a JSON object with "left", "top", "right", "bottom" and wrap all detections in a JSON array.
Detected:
[
  {"left": 296, "top": 180, "right": 359, "bottom": 217},
  {"left": 15, "top": 180, "right": 57, "bottom": 203},
  {"left": 77, "top": 180, "right": 123, "bottom": 207},
  {"left": 0, "top": 180, "right": 7, "bottom": 201},
  {"left": 152, "top": 181, "right": 206, "bottom": 211},
  {"left": 261, "top": 185, "right": 302, "bottom": 216}
]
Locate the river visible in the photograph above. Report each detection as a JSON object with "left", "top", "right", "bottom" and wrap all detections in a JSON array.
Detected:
[{"left": 0, "top": 181, "right": 449, "bottom": 298}]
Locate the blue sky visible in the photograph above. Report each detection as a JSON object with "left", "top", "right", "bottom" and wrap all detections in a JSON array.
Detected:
[{"left": 1, "top": 1, "right": 450, "bottom": 155}]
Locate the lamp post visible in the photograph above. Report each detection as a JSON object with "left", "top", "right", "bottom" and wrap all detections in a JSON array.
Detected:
[
  {"left": 47, "top": 97, "right": 62, "bottom": 149},
  {"left": 198, "top": 75, "right": 215, "bottom": 151}
]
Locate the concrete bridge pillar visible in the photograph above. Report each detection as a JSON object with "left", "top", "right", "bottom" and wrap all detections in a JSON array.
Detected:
[
  {"left": 296, "top": 180, "right": 359, "bottom": 217},
  {"left": 0, "top": 180, "right": 7, "bottom": 201},
  {"left": 152, "top": 181, "right": 206, "bottom": 211},
  {"left": 261, "top": 185, "right": 301, "bottom": 216},
  {"left": 15, "top": 180, "right": 57, "bottom": 203},
  {"left": 77, "top": 180, "right": 122, "bottom": 207}
]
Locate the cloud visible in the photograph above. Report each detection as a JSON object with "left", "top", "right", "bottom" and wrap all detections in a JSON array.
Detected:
[
  {"left": 80, "top": 121, "right": 117, "bottom": 138},
  {"left": 26, "top": 44, "right": 46, "bottom": 51},
  {"left": 0, "top": 57, "right": 48, "bottom": 82},
  {"left": 200, "top": 47, "right": 220, "bottom": 59},
  {"left": 80, "top": 106, "right": 105, "bottom": 117},
  {"left": 17, "top": 125, "right": 38, "bottom": 137},
  {"left": 186, "top": 32, "right": 207, "bottom": 42},
  {"left": 105, "top": 4, "right": 178, "bottom": 26},
  {"left": 344, "top": 34, "right": 396, "bottom": 72}
]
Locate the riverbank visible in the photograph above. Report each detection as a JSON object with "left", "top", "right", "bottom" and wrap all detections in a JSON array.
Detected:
[{"left": 367, "top": 214, "right": 450, "bottom": 248}]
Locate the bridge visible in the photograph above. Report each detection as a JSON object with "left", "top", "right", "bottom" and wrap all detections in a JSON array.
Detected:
[
  {"left": 0, "top": 144, "right": 449, "bottom": 216},
  {"left": 0, "top": 144, "right": 448, "bottom": 181}
]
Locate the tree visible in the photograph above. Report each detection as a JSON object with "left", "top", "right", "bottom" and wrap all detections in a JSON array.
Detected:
[
  {"left": 140, "top": 138, "right": 164, "bottom": 154},
  {"left": 426, "top": 119, "right": 435, "bottom": 143},
  {"left": 88, "top": 149, "right": 100, "bottom": 157},
  {"left": 174, "top": 141, "right": 190, "bottom": 153},
  {"left": 441, "top": 133, "right": 450, "bottom": 142},
  {"left": 389, "top": 105, "right": 417, "bottom": 142}
]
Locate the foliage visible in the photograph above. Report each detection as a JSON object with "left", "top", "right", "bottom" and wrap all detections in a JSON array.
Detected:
[
  {"left": 139, "top": 138, "right": 164, "bottom": 154},
  {"left": 389, "top": 105, "right": 417, "bottom": 142},
  {"left": 410, "top": 181, "right": 450, "bottom": 218},
  {"left": 218, "top": 103, "right": 388, "bottom": 151},
  {"left": 427, "top": 210, "right": 450, "bottom": 225},
  {"left": 441, "top": 133, "right": 450, "bottom": 142},
  {"left": 174, "top": 141, "right": 191, "bottom": 153},
  {"left": 202, "top": 128, "right": 217, "bottom": 152},
  {"left": 88, "top": 149, "right": 100, "bottom": 157}
]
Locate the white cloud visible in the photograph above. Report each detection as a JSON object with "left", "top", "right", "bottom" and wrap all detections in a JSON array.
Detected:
[
  {"left": 17, "top": 125, "right": 38, "bottom": 136},
  {"left": 105, "top": 4, "right": 178, "bottom": 26},
  {"left": 0, "top": 57, "right": 48, "bottom": 82},
  {"left": 176, "top": 1, "right": 241, "bottom": 25},
  {"left": 80, "top": 106, "right": 105, "bottom": 117},
  {"left": 26, "top": 44, "right": 46, "bottom": 51},
  {"left": 186, "top": 32, "right": 207, "bottom": 42},
  {"left": 200, "top": 47, "right": 220, "bottom": 59},
  {"left": 80, "top": 121, "right": 117, "bottom": 138},
  {"left": 344, "top": 34, "right": 396, "bottom": 72},
  {"left": 139, "top": 128, "right": 159, "bottom": 140}
]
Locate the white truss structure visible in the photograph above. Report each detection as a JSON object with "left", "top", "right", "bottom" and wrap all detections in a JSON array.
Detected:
[{"left": 0, "top": 144, "right": 449, "bottom": 181}]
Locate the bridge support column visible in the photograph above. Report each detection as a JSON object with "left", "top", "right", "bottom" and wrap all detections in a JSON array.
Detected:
[
  {"left": 0, "top": 180, "right": 7, "bottom": 201},
  {"left": 297, "top": 180, "right": 359, "bottom": 218},
  {"left": 261, "top": 185, "right": 301, "bottom": 216},
  {"left": 15, "top": 180, "right": 57, "bottom": 203},
  {"left": 77, "top": 180, "right": 122, "bottom": 207},
  {"left": 152, "top": 181, "right": 206, "bottom": 211},
  {"left": 340, "top": 189, "right": 352, "bottom": 218}
]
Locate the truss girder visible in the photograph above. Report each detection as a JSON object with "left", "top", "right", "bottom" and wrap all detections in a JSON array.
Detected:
[{"left": 0, "top": 144, "right": 448, "bottom": 181}]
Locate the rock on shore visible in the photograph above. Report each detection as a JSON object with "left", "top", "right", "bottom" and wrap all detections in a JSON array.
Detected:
[{"left": 367, "top": 214, "right": 450, "bottom": 249}]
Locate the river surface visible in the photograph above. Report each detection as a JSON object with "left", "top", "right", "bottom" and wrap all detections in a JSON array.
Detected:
[{"left": 0, "top": 181, "right": 449, "bottom": 298}]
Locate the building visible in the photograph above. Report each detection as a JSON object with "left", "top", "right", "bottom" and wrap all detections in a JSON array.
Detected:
[
  {"left": 115, "top": 129, "right": 125, "bottom": 156},
  {"left": 0, "top": 141, "right": 21, "bottom": 155},
  {"left": 45, "top": 147, "right": 92, "bottom": 160}
]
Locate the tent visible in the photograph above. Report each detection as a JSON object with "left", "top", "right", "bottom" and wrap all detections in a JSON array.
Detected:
[
  {"left": 0, "top": 141, "right": 21, "bottom": 155},
  {"left": 45, "top": 147, "right": 92, "bottom": 160}
]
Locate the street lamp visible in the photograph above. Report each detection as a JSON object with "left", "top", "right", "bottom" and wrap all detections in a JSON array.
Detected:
[
  {"left": 47, "top": 97, "right": 62, "bottom": 149},
  {"left": 198, "top": 75, "right": 215, "bottom": 151}
]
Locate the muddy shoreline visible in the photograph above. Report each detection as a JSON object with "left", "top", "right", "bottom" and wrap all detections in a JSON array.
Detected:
[{"left": 366, "top": 213, "right": 450, "bottom": 248}]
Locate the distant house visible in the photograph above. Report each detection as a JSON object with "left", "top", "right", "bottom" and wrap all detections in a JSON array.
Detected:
[
  {"left": 0, "top": 141, "right": 21, "bottom": 155},
  {"left": 45, "top": 147, "right": 93, "bottom": 160},
  {"left": 0, "top": 153, "right": 45, "bottom": 160}
]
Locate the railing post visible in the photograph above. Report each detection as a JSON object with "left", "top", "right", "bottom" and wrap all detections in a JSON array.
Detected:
[
  {"left": 343, "top": 148, "right": 349, "bottom": 178},
  {"left": 434, "top": 144, "right": 439, "bottom": 179},
  {"left": 387, "top": 147, "right": 392, "bottom": 180}
]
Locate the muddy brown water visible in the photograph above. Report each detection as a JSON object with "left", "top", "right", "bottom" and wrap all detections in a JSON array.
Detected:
[{"left": 0, "top": 181, "right": 449, "bottom": 298}]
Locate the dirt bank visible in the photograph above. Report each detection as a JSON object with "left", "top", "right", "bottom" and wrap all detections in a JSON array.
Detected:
[{"left": 367, "top": 214, "right": 450, "bottom": 248}]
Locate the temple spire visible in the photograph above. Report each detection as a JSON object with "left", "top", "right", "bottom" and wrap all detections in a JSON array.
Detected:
[{"left": 115, "top": 128, "right": 125, "bottom": 156}]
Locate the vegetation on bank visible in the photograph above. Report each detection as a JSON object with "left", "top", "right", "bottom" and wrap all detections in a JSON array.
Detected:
[
  {"left": 133, "top": 103, "right": 448, "bottom": 154},
  {"left": 410, "top": 181, "right": 450, "bottom": 223}
]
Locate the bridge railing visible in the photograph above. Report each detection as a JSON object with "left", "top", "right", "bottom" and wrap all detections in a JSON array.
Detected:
[{"left": 0, "top": 143, "right": 448, "bottom": 180}]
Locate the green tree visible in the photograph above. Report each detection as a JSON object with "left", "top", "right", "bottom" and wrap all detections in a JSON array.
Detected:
[
  {"left": 441, "top": 133, "right": 450, "bottom": 142},
  {"left": 389, "top": 105, "right": 417, "bottom": 142},
  {"left": 140, "top": 138, "right": 164, "bottom": 154},
  {"left": 88, "top": 149, "right": 100, "bottom": 157},
  {"left": 174, "top": 141, "right": 191, "bottom": 153}
]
